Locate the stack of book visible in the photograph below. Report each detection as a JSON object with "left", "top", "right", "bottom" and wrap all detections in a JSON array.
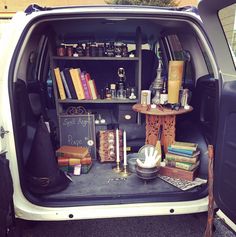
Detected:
[
  {"left": 54, "top": 67, "right": 98, "bottom": 100},
  {"left": 160, "top": 142, "right": 200, "bottom": 181},
  {"left": 56, "top": 146, "right": 93, "bottom": 175}
]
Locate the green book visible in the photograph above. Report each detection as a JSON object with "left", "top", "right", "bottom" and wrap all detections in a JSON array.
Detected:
[
  {"left": 171, "top": 141, "right": 198, "bottom": 151},
  {"left": 165, "top": 159, "right": 200, "bottom": 171}
]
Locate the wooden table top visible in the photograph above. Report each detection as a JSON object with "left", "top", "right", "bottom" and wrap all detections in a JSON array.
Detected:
[{"left": 132, "top": 104, "right": 193, "bottom": 116}]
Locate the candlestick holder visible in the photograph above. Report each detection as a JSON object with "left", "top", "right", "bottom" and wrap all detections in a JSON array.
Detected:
[
  {"left": 120, "top": 164, "right": 131, "bottom": 177},
  {"left": 112, "top": 161, "right": 121, "bottom": 173}
]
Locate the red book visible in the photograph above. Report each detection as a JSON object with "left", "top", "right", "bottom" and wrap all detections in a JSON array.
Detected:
[
  {"left": 56, "top": 146, "right": 88, "bottom": 159},
  {"left": 81, "top": 71, "right": 92, "bottom": 100},
  {"left": 85, "top": 73, "right": 92, "bottom": 99}
]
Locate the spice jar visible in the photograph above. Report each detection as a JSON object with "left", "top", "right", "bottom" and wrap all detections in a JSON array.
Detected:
[{"left": 56, "top": 44, "right": 65, "bottom": 56}]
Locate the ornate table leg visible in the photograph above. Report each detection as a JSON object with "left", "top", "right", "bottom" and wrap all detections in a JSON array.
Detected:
[
  {"left": 145, "top": 115, "right": 161, "bottom": 146},
  {"left": 161, "top": 115, "right": 176, "bottom": 153},
  {"left": 145, "top": 115, "right": 176, "bottom": 153}
]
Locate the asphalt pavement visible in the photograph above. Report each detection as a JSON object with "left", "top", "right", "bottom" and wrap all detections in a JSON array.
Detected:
[{"left": 17, "top": 212, "right": 236, "bottom": 237}]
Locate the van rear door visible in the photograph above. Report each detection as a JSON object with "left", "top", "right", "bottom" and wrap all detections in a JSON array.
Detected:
[{"left": 198, "top": 0, "right": 236, "bottom": 224}]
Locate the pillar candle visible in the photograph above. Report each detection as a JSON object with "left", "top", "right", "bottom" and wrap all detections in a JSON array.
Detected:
[
  {"left": 123, "top": 130, "right": 127, "bottom": 166},
  {"left": 116, "top": 129, "right": 120, "bottom": 162}
]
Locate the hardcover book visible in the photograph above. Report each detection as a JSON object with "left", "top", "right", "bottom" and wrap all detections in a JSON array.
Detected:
[
  {"left": 69, "top": 68, "right": 85, "bottom": 100},
  {"left": 165, "top": 159, "right": 200, "bottom": 171},
  {"left": 58, "top": 156, "right": 92, "bottom": 166},
  {"left": 54, "top": 67, "right": 66, "bottom": 100},
  {"left": 80, "top": 71, "right": 92, "bottom": 100},
  {"left": 56, "top": 146, "right": 88, "bottom": 159},
  {"left": 165, "top": 152, "right": 199, "bottom": 164},
  {"left": 171, "top": 141, "right": 198, "bottom": 151},
  {"left": 88, "top": 79, "right": 98, "bottom": 100},
  {"left": 63, "top": 68, "right": 77, "bottom": 99},
  {"left": 60, "top": 70, "right": 72, "bottom": 99},
  {"left": 167, "top": 147, "right": 200, "bottom": 157}
]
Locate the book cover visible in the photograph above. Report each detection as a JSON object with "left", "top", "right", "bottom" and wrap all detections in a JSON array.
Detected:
[
  {"left": 56, "top": 146, "right": 88, "bottom": 159},
  {"left": 171, "top": 141, "right": 198, "bottom": 151},
  {"left": 80, "top": 71, "right": 92, "bottom": 100},
  {"left": 165, "top": 160, "right": 200, "bottom": 171},
  {"left": 69, "top": 68, "right": 85, "bottom": 100},
  {"left": 54, "top": 67, "right": 66, "bottom": 100},
  {"left": 165, "top": 153, "right": 199, "bottom": 164},
  {"left": 58, "top": 156, "right": 92, "bottom": 166},
  {"left": 76, "top": 68, "right": 86, "bottom": 99},
  {"left": 88, "top": 79, "right": 98, "bottom": 100},
  {"left": 167, "top": 147, "right": 200, "bottom": 157},
  {"left": 63, "top": 68, "right": 77, "bottom": 99},
  {"left": 60, "top": 70, "right": 72, "bottom": 99},
  {"left": 85, "top": 72, "right": 92, "bottom": 99}
]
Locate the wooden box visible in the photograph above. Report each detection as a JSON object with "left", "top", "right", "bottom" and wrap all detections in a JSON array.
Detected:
[{"left": 159, "top": 166, "right": 199, "bottom": 181}]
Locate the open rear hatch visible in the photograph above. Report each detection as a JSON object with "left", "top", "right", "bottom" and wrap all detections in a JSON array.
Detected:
[{"left": 10, "top": 8, "right": 215, "bottom": 207}]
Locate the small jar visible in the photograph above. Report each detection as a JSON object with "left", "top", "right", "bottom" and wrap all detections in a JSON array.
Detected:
[
  {"left": 115, "top": 42, "right": 122, "bottom": 57},
  {"left": 90, "top": 43, "right": 98, "bottom": 57},
  {"left": 97, "top": 43, "right": 105, "bottom": 57},
  {"left": 122, "top": 44, "right": 128, "bottom": 57},
  {"left": 56, "top": 44, "right": 65, "bottom": 56},
  {"left": 75, "top": 43, "right": 84, "bottom": 57},
  {"left": 85, "top": 43, "right": 91, "bottom": 57},
  {"left": 106, "top": 42, "right": 115, "bottom": 57},
  {"left": 66, "top": 46, "right": 74, "bottom": 57}
]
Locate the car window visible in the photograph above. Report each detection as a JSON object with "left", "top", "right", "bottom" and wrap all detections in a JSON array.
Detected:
[
  {"left": 167, "top": 34, "right": 195, "bottom": 89},
  {"left": 219, "top": 3, "right": 236, "bottom": 67}
]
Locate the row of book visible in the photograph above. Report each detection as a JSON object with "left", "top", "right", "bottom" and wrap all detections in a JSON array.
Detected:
[
  {"left": 56, "top": 145, "right": 93, "bottom": 175},
  {"left": 164, "top": 141, "right": 200, "bottom": 172},
  {"left": 54, "top": 67, "right": 98, "bottom": 100}
]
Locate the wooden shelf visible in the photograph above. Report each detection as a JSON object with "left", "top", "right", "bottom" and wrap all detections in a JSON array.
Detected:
[
  {"left": 52, "top": 56, "right": 139, "bottom": 61},
  {"left": 58, "top": 99, "right": 139, "bottom": 104}
]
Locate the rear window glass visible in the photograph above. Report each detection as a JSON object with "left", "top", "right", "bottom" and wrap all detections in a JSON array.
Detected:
[{"left": 219, "top": 3, "right": 236, "bottom": 67}]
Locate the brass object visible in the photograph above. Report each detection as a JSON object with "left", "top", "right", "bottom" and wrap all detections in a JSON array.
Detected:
[
  {"left": 112, "top": 161, "right": 121, "bottom": 173},
  {"left": 120, "top": 165, "right": 131, "bottom": 177}
]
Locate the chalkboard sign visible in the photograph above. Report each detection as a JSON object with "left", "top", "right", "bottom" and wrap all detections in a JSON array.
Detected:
[{"left": 59, "top": 114, "right": 96, "bottom": 159}]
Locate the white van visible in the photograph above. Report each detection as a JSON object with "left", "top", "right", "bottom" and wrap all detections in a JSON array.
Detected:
[{"left": 0, "top": 0, "right": 236, "bottom": 234}]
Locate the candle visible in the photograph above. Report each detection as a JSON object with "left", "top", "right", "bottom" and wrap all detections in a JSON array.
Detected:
[
  {"left": 123, "top": 130, "right": 127, "bottom": 166},
  {"left": 116, "top": 129, "right": 120, "bottom": 162}
]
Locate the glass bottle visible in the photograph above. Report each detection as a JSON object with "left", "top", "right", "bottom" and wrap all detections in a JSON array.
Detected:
[{"left": 160, "top": 79, "right": 168, "bottom": 105}]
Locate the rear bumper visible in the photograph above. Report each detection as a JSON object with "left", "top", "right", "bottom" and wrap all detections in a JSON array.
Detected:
[{"left": 15, "top": 196, "right": 208, "bottom": 221}]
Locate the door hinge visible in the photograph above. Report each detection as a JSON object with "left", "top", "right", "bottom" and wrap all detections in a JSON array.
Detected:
[{"left": 0, "top": 126, "right": 9, "bottom": 139}]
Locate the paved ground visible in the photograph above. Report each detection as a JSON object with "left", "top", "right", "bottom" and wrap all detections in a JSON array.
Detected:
[{"left": 18, "top": 212, "right": 236, "bottom": 237}]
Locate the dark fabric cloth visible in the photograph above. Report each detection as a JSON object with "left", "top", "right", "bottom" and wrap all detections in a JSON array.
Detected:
[{"left": 25, "top": 119, "right": 70, "bottom": 195}]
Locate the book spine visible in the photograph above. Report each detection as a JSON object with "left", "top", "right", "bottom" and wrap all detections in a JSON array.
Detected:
[
  {"left": 80, "top": 72, "right": 91, "bottom": 100},
  {"left": 60, "top": 70, "right": 72, "bottom": 99},
  {"left": 69, "top": 68, "right": 85, "bottom": 100},
  {"left": 165, "top": 160, "right": 193, "bottom": 171},
  {"left": 54, "top": 68, "right": 66, "bottom": 100},
  {"left": 57, "top": 157, "right": 69, "bottom": 166},
  {"left": 63, "top": 68, "right": 77, "bottom": 99},
  {"left": 171, "top": 142, "right": 197, "bottom": 151},
  {"left": 165, "top": 153, "right": 198, "bottom": 164},
  {"left": 168, "top": 146, "right": 193, "bottom": 155},
  {"left": 88, "top": 79, "right": 98, "bottom": 100},
  {"left": 85, "top": 73, "right": 92, "bottom": 99},
  {"left": 56, "top": 152, "right": 85, "bottom": 159},
  {"left": 76, "top": 68, "right": 86, "bottom": 99}
]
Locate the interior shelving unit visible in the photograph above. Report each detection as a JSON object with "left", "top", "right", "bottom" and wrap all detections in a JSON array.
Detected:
[{"left": 50, "top": 26, "right": 142, "bottom": 122}]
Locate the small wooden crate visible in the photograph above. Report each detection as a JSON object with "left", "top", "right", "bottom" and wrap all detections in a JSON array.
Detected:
[{"left": 159, "top": 166, "right": 199, "bottom": 181}]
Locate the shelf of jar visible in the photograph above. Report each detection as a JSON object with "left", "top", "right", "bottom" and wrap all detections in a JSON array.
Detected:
[
  {"left": 58, "top": 98, "right": 139, "bottom": 104},
  {"left": 52, "top": 56, "right": 139, "bottom": 61}
]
